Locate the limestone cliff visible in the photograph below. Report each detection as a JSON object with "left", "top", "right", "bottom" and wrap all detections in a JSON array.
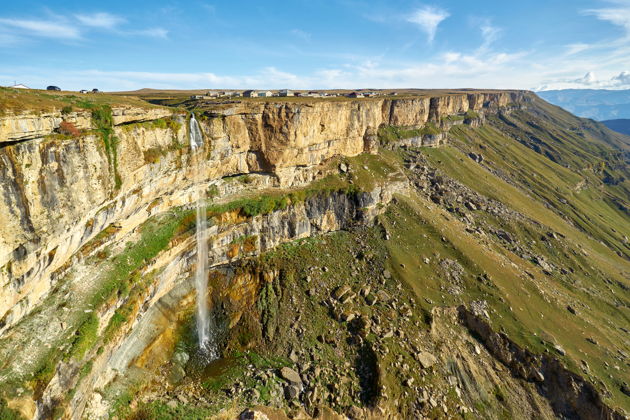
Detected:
[{"left": 0, "top": 91, "right": 527, "bottom": 333}]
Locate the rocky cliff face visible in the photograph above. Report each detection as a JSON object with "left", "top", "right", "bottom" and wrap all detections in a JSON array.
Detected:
[{"left": 0, "top": 91, "right": 528, "bottom": 334}]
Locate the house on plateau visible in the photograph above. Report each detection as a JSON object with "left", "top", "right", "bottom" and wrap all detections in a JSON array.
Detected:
[
  {"left": 279, "top": 89, "right": 294, "bottom": 97},
  {"left": 347, "top": 92, "right": 364, "bottom": 98},
  {"left": 243, "top": 90, "right": 258, "bottom": 98},
  {"left": 9, "top": 83, "right": 30, "bottom": 89},
  {"left": 257, "top": 90, "right": 273, "bottom": 97}
]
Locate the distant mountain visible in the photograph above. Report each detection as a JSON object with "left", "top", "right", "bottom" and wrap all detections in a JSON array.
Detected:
[
  {"left": 537, "top": 89, "right": 630, "bottom": 121},
  {"left": 602, "top": 118, "right": 630, "bottom": 136}
]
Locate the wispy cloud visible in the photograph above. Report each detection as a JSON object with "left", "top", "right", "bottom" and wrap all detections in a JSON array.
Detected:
[
  {"left": 406, "top": 5, "right": 449, "bottom": 43},
  {"left": 131, "top": 28, "right": 169, "bottom": 38},
  {"left": 583, "top": 1, "right": 630, "bottom": 36},
  {"left": 479, "top": 20, "right": 500, "bottom": 50},
  {"left": 290, "top": 29, "right": 311, "bottom": 41},
  {"left": 75, "top": 12, "right": 124, "bottom": 29},
  {"left": 0, "top": 18, "right": 80, "bottom": 39},
  {"left": 565, "top": 43, "right": 590, "bottom": 55}
]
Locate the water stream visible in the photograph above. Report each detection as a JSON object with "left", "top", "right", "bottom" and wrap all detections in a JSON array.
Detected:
[{"left": 189, "top": 114, "right": 218, "bottom": 360}]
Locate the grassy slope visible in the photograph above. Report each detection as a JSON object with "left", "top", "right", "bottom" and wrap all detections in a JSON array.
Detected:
[
  {"left": 409, "top": 100, "right": 629, "bottom": 409},
  {"left": 0, "top": 86, "right": 161, "bottom": 116}
]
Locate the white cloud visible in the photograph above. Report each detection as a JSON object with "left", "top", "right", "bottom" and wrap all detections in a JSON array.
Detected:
[
  {"left": 0, "top": 18, "right": 80, "bottom": 39},
  {"left": 406, "top": 5, "right": 450, "bottom": 43},
  {"left": 565, "top": 43, "right": 590, "bottom": 55},
  {"left": 290, "top": 29, "right": 311, "bottom": 41},
  {"left": 612, "top": 70, "right": 630, "bottom": 84},
  {"left": 479, "top": 20, "right": 500, "bottom": 50},
  {"left": 75, "top": 12, "right": 124, "bottom": 29},
  {"left": 583, "top": 2, "right": 630, "bottom": 35},
  {"left": 132, "top": 28, "right": 169, "bottom": 38},
  {"left": 537, "top": 70, "right": 630, "bottom": 90}
]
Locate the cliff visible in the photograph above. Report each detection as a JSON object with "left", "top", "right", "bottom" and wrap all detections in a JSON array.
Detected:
[
  {"left": 9, "top": 89, "right": 627, "bottom": 420},
  {"left": 0, "top": 91, "right": 528, "bottom": 334}
]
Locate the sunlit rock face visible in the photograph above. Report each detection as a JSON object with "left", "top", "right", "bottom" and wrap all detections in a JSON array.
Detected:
[{"left": 0, "top": 92, "right": 528, "bottom": 334}]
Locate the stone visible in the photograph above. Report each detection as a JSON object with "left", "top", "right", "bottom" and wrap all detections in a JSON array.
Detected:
[
  {"left": 417, "top": 351, "right": 438, "bottom": 369},
  {"left": 284, "top": 384, "right": 300, "bottom": 400},
  {"left": 172, "top": 351, "right": 189, "bottom": 365},
  {"left": 566, "top": 305, "right": 577, "bottom": 315},
  {"left": 376, "top": 290, "right": 391, "bottom": 302},
  {"left": 240, "top": 409, "right": 270, "bottom": 420},
  {"left": 280, "top": 367, "right": 302, "bottom": 385},
  {"left": 333, "top": 285, "right": 351, "bottom": 300},
  {"left": 554, "top": 344, "right": 566, "bottom": 356},
  {"left": 167, "top": 364, "right": 186, "bottom": 384},
  {"left": 339, "top": 162, "right": 348, "bottom": 173},
  {"left": 383, "top": 269, "right": 391, "bottom": 279},
  {"left": 167, "top": 400, "right": 178, "bottom": 409}
]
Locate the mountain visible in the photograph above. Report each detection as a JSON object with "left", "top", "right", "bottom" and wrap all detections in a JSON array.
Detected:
[
  {"left": 603, "top": 118, "right": 630, "bottom": 136},
  {"left": 537, "top": 89, "right": 630, "bottom": 120},
  {"left": 0, "top": 87, "right": 628, "bottom": 419}
]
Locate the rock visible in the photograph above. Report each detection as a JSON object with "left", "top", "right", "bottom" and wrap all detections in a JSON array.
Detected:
[
  {"left": 168, "top": 364, "right": 186, "bottom": 384},
  {"left": 240, "top": 408, "right": 270, "bottom": 420},
  {"left": 376, "top": 290, "right": 391, "bottom": 303},
  {"left": 383, "top": 269, "right": 391, "bottom": 279},
  {"left": 173, "top": 351, "right": 189, "bottom": 365},
  {"left": 279, "top": 367, "right": 302, "bottom": 385},
  {"left": 333, "top": 285, "right": 351, "bottom": 300},
  {"left": 365, "top": 294, "right": 378, "bottom": 306},
  {"left": 586, "top": 337, "right": 598, "bottom": 345},
  {"left": 167, "top": 400, "right": 178, "bottom": 409},
  {"left": 339, "top": 162, "right": 348, "bottom": 173},
  {"left": 417, "top": 351, "right": 437, "bottom": 369},
  {"left": 567, "top": 305, "right": 577, "bottom": 315},
  {"left": 284, "top": 384, "right": 300, "bottom": 400},
  {"left": 423, "top": 257, "right": 430, "bottom": 264},
  {"left": 176, "top": 394, "right": 188, "bottom": 404},
  {"left": 554, "top": 344, "right": 566, "bottom": 356},
  {"left": 532, "top": 370, "right": 545, "bottom": 382}
]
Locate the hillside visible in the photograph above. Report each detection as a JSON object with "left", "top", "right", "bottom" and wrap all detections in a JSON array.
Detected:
[
  {"left": 0, "top": 88, "right": 628, "bottom": 420},
  {"left": 603, "top": 119, "right": 630, "bottom": 136},
  {"left": 537, "top": 89, "right": 630, "bottom": 120}
]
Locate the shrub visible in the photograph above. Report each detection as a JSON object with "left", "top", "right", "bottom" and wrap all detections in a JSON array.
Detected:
[
  {"left": 57, "top": 121, "right": 81, "bottom": 137},
  {"left": 61, "top": 105, "right": 73, "bottom": 115}
]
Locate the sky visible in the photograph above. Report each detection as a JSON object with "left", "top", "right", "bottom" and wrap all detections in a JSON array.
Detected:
[{"left": 1, "top": 0, "right": 630, "bottom": 91}]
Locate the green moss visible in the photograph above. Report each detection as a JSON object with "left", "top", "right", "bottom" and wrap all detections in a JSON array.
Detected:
[
  {"left": 91, "top": 106, "right": 122, "bottom": 190},
  {"left": 378, "top": 123, "right": 441, "bottom": 144},
  {"left": 465, "top": 110, "right": 480, "bottom": 119},
  {"left": 67, "top": 313, "right": 99, "bottom": 360}
]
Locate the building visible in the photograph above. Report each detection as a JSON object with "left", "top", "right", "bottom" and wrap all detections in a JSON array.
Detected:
[
  {"left": 279, "top": 89, "right": 294, "bottom": 97},
  {"left": 9, "top": 83, "right": 30, "bottom": 89},
  {"left": 257, "top": 90, "right": 273, "bottom": 97},
  {"left": 79, "top": 90, "right": 88, "bottom": 94},
  {"left": 243, "top": 90, "right": 258, "bottom": 98},
  {"left": 347, "top": 92, "right": 364, "bottom": 98}
]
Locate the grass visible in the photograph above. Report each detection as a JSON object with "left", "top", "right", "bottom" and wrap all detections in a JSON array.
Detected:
[
  {"left": 0, "top": 86, "right": 162, "bottom": 116},
  {"left": 0, "top": 398, "right": 24, "bottom": 420},
  {"left": 377, "top": 123, "right": 441, "bottom": 145}
]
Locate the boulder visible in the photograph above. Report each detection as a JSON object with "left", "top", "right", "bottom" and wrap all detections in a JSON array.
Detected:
[
  {"left": 417, "top": 351, "right": 438, "bottom": 369},
  {"left": 280, "top": 367, "right": 303, "bottom": 385}
]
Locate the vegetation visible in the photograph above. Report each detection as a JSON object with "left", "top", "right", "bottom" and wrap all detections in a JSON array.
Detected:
[
  {"left": 378, "top": 123, "right": 441, "bottom": 144},
  {"left": 0, "top": 398, "right": 24, "bottom": 420},
  {"left": 57, "top": 121, "right": 81, "bottom": 137}
]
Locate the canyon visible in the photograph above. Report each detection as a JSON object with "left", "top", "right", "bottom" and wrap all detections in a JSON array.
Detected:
[{"left": 0, "top": 88, "right": 628, "bottom": 420}]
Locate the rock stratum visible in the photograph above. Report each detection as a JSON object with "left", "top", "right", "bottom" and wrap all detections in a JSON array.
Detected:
[{"left": 0, "top": 88, "right": 628, "bottom": 420}]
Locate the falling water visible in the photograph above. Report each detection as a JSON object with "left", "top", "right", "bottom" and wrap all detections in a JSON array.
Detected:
[{"left": 189, "top": 114, "right": 217, "bottom": 359}]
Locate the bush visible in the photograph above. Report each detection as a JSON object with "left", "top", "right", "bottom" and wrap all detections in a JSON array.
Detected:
[
  {"left": 57, "top": 121, "right": 81, "bottom": 137},
  {"left": 61, "top": 105, "right": 73, "bottom": 115}
]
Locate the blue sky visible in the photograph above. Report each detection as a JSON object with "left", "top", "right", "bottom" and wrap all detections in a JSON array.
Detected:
[{"left": 1, "top": 0, "right": 629, "bottom": 91}]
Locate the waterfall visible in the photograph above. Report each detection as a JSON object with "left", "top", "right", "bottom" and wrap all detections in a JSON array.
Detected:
[{"left": 189, "top": 114, "right": 217, "bottom": 360}]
